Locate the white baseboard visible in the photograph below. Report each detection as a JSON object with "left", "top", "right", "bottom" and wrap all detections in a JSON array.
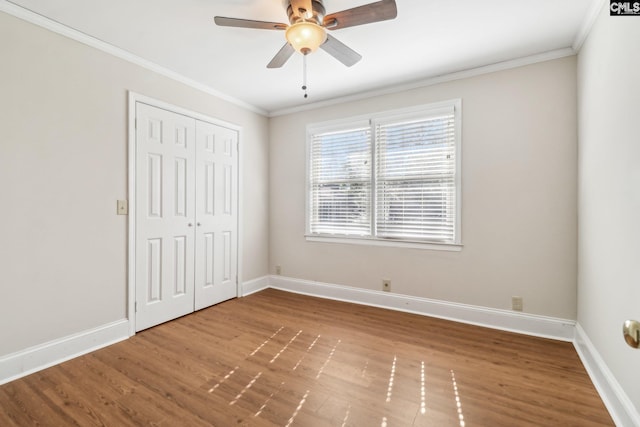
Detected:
[
  {"left": 0, "top": 275, "right": 268, "bottom": 386},
  {"left": 0, "top": 319, "right": 129, "bottom": 386},
  {"left": 574, "top": 323, "right": 640, "bottom": 427},
  {"left": 268, "top": 275, "right": 575, "bottom": 341},
  {"left": 241, "top": 275, "right": 270, "bottom": 296}
]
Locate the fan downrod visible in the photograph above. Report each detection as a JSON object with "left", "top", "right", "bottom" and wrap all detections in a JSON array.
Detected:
[{"left": 287, "top": 0, "right": 326, "bottom": 25}]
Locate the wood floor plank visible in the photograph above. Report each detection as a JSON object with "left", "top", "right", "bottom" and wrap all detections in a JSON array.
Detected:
[
  {"left": 0, "top": 289, "right": 613, "bottom": 426},
  {"left": 0, "top": 379, "right": 79, "bottom": 427}
]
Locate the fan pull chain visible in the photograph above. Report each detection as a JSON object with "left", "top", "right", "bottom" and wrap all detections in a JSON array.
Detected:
[{"left": 302, "top": 52, "right": 308, "bottom": 99}]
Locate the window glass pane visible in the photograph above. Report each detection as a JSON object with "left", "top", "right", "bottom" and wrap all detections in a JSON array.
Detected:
[
  {"left": 309, "top": 126, "right": 371, "bottom": 236},
  {"left": 376, "top": 113, "right": 456, "bottom": 242},
  {"left": 376, "top": 178, "right": 455, "bottom": 241}
]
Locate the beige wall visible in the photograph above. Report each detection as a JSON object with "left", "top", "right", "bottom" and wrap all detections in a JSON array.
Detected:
[
  {"left": 270, "top": 56, "right": 578, "bottom": 319},
  {"left": 5, "top": 4, "right": 638, "bottom": 416},
  {"left": 577, "top": 5, "right": 640, "bottom": 413},
  {"left": 0, "top": 12, "right": 269, "bottom": 356}
]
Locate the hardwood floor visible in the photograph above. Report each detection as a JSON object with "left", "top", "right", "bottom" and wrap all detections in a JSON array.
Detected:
[{"left": 0, "top": 289, "right": 613, "bottom": 426}]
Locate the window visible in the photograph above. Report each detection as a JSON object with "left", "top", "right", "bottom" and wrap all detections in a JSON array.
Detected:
[{"left": 307, "top": 100, "right": 461, "bottom": 249}]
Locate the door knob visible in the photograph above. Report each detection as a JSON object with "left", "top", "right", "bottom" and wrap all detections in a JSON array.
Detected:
[
  {"left": 188, "top": 223, "right": 193, "bottom": 227},
  {"left": 197, "top": 222, "right": 201, "bottom": 227},
  {"left": 623, "top": 320, "right": 640, "bottom": 349}
]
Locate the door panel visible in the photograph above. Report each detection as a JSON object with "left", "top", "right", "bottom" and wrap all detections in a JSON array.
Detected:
[
  {"left": 135, "top": 103, "right": 196, "bottom": 331},
  {"left": 194, "top": 121, "right": 238, "bottom": 310}
]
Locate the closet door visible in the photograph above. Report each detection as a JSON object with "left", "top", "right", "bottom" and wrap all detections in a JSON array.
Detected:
[
  {"left": 135, "top": 103, "right": 196, "bottom": 331},
  {"left": 194, "top": 120, "right": 238, "bottom": 310}
]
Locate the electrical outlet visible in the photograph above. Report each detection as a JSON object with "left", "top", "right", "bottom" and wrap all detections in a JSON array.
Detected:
[
  {"left": 382, "top": 279, "right": 391, "bottom": 292},
  {"left": 512, "top": 296, "right": 523, "bottom": 311},
  {"left": 275, "top": 265, "right": 282, "bottom": 275}
]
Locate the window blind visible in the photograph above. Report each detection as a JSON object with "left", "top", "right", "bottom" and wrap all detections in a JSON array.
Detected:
[
  {"left": 375, "top": 109, "right": 457, "bottom": 242},
  {"left": 307, "top": 101, "right": 460, "bottom": 246},
  {"left": 309, "top": 125, "right": 372, "bottom": 236}
]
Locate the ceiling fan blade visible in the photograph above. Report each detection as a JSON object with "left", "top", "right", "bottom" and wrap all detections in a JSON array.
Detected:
[
  {"left": 323, "top": 0, "right": 397, "bottom": 30},
  {"left": 267, "top": 43, "right": 296, "bottom": 68},
  {"left": 320, "top": 34, "right": 362, "bottom": 67},
  {"left": 289, "top": 0, "right": 314, "bottom": 19},
  {"left": 214, "top": 16, "right": 287, "bottom": 30}
]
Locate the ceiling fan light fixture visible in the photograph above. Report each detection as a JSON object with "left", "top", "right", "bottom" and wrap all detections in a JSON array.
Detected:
[{"left": 285, "top": 22, "right": 327, "bottom": 54}]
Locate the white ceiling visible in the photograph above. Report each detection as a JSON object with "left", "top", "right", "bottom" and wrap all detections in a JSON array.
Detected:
[{"left": 7, "top": 0, "right": 597, "bottom": 114}]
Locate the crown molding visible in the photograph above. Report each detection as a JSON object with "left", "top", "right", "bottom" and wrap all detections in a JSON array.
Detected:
[
  {"left": 0, "top": 0, "right": 268, "bottom": 117},
  {"left": 268, "top": 47, "right": 576, "bottom": 117},
  {"left": 572, "top": 0, "right": 606, "bottom": 51},
  {"left": 2, "top": 0, "right": 598, "bottom": 124}
]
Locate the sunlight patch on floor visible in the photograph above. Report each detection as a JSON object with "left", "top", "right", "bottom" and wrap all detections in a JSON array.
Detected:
[
  {"left": 361, "top": 359, "right": 369, "bottom": 378},
  {"left": 285, "top": 389, "right": 310, "bottom": 427},
  {"left": 271, "top": 330, "right": 302, "bottom": 363},
  {"left": 208, "top": 366, "right": 239, "bottom": 393},
  {"left": 341, "top": 404, "right": 352, "bottom": 427},
  {"left": 249, "top": 326, "right": 284, "bottom": 357},
  {"left": 316, "top": 339, "right": 341, "bottom": 379},
  {"left": 293, "top": 334, "right": 320, "bottom": 371},
  {"left": 230, "top": 371, "right": 262, "bottom": 405},
  {"left": 420, "top": 361, "right": 426, "bottom": 414},
  {"left": 386, "top": 355, "right": 397, "bottom": 403},
  {"left": 254, "top": 381, "right": 285, "bottom": 417},
  {"left": 450, "top": 369, "right": 465, "bottom": 427}
]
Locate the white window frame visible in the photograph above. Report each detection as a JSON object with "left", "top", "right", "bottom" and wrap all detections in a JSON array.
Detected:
[{"left": 305, "top": 99, "right": 462, "bottom": 251}]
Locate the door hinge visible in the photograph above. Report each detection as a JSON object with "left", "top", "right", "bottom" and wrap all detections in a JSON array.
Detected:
[{"left": 135, "top": 302, "right": 137, "bottom": 312}]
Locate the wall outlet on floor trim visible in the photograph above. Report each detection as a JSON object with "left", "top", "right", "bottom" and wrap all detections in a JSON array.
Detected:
[
  {"left": 382, "top": 279, "right": 391, "bottom": 292},
  {"left": 512, "top": 296, "right": 523, "bottom": 311},
  {"left": 275, "top": 265, "right": 281, "bottom": 275}
]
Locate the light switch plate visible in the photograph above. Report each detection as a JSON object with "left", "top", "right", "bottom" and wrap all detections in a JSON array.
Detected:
[{"left": 117, "top": 200, "right": 128, "bottom": 215}]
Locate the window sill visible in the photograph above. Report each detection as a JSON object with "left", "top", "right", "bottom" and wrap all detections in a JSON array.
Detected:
[{"left": 305, "top": 235, "right": 463, "bottom": 251}]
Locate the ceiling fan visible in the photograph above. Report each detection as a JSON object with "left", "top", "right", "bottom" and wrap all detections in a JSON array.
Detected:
[{"left": 214, "top": 0, "right": 398, "bottom": 69}]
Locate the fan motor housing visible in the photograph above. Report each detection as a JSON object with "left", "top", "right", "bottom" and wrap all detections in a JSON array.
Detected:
[{"left": 287, "top": 0, "right": 326, "bottom": 25}]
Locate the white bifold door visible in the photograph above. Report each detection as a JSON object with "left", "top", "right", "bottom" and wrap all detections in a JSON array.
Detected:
[{"left": 135, "top": 102, "right": 238, "bottom": 332}]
